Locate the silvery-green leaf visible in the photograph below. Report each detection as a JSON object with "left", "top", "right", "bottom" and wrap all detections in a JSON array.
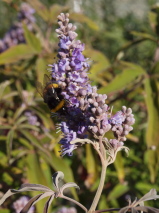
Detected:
[
  {"left": 0, "top": 184, "right": 52, "bottom": 206},
  {"left": 60, "top": 182, "right": 80, "bottom": 195},
  {"left": 43, "top": 195, "right": 55, "bottom": 213},
  {"left": 131, "top": 208, "right": 139, "bottom": 213},
  {"left": 0, "top": 189, "right": 17, "bottom": 205},
  {"left": 12, "top": 184, "right": 52, "bottom": 192},
  {"left": 20, "top": 192, "right": 54, "bottom": 213},
  {"left": 52, "top": 171, "right": 64, "bottom": 191},
  {"left": 118, "top": 207, "right": 129, "bottom": 213},
  {"left": 135, "top": 189, "right": 159, "bottom": 206},
  {"left": 135, "top": 206, "right": 159, "bottom": 213}
]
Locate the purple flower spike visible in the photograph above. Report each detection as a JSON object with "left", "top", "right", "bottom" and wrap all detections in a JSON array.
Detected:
[{"left": 49, "top": 13, "right": 135, "bottom": 156}]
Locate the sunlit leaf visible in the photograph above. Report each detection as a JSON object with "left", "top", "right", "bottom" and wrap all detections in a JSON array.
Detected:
[
  {"left": 23, "top": 24, "right": 42, "bottom": 53},
  {"left": 107, "top": 183, "right": 129, "bottom": 201},
  {"left": 148, "top": 11, "right": 157, "bottom": 32},
  {"left": 144, "top": 78, "right": 159, "bottom": 147},
  {"left": 6, "top": 129, "right": 14, "bottom": 159},
  {"left": 98, "top": 62, "right": 145, "bottom": 94},
  {"left": 26, "top": 153, "right": 52, "bottom": 213},
  {"left": 13, "top": 106, "right": 26, "bottom": 121},
  {"left": 36, "top": 58, "right": 47, "bottom": 82},
  {"left": 84, "top": 47, "right": 110, "bottom": 82},
  {"left": 27, "top": 0, "right": 49, "bottom": 21},
  {"left": 131, "top": 31, "right": 156, "bottom": 42},
  {"left": 114, "top": 152, "right": 125, "bottom": 183},
  {"left": 21, "top": 130, "right": 50, "bottom": 155},
  {"left": 144, "top": 150, "right": 159, "bottom": 183},
  {"left": 85, "top": 144, "right": 97, "bottom": 187},
  {"left": 0, "top": 44, "right": 35, "bottom": 65},
  {"left": 0, "top": 80, "right": 11, "bottom": 99},
  {"left": 70, "top": 12, "right": 99, "bottom": 31}
]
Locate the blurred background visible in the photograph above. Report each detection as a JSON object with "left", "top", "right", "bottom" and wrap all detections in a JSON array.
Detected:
[{"left": 0, "top": 0, "right": 159, "bottom": 212}]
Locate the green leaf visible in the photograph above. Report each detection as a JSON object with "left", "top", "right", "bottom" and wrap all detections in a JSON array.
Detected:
[
  {"left": 114, "top": 152, "right": 125, "bottom": 182},
  {"left": 98, "top": 62, "right": 145, "bottom": 94},
  {"left": 20, "top": 130, "right": 50, "bottom": 155},
  {"left": 131, "top": 31, "right": 156, "bottom": 42},
  {"left": 0, "top": 44, "right": 35, "bottom": 65},
  {"left": 0, "top": 80, "right": 11, "bottom": 99},
  {"left": 148, "top": 11, "right": 157, "bottom": 32},
  {"left": 145, "top": 150, "right": 159, "bottom": 183},
  {"left": 27, "top": 0, "right": 49, "bottom": 21},
  {"left": 151, "top": 61, "right": 159, "bottom": 74},
  {"left": 107, "top": 183, "right": 129, "bottom": 201},
  {"left": 6, "top": 129, "right": 14, "bottom": 159},
  {"left": 84, "top": 47, "right": 110, "bottom": 82},
  {"left": 70, "top": 12, "right": 99, "bottom": 31},
  {"left": 26, "top": 153, "right": 51, "bottom": 213},
  {"left": 85, "top": 144, "right": 97, "bottom": 187},
  {"left": 23, "top": 24, "right": 42, "bottom": 53},
  {"left": 144, "top": 78, "right": 159, "bottom": 147},
  {"left": 13, "top": 106, "right": 26, "bottom": 121},
  {"left": 36, "top": 58, "right": 47, "bottom": 82}
]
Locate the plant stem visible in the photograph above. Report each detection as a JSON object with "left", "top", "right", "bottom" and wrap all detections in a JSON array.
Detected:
[
  {"left": 89, "top": 162, "right": 107, "bottom": 212},
  {"left": 89, "top": 136, "right": 107, "bottom": 212},
  {"left": 61, "top": 195, "right": 88, "bottom": 212}
]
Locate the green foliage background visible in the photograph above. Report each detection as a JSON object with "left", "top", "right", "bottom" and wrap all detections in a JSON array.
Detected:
[{"left": 0, "top": 0, "right": 159, "bottom": 212}]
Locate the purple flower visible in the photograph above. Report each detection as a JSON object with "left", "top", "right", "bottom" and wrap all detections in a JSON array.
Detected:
[
  {"left": 59, "top": 36, "right": 71, "bottom": 50},
  {"left": 49, "top": 13, "right": 135, "bottom": 156},
  {"left": 108, "top": 111, "right": 125, "bottom": 125}
]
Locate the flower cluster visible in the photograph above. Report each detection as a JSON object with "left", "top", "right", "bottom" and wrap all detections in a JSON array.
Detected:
[
  {"left": 49, "top": 13, "right": 135, "bottom": 156},
  {"left": 24, "top": 111, "right": 40, "bottom": 126},
  {"left": 0, "top": 3, "right": 35, "bottom": 53},
  {"left": 12, "top": 196, "right": 35, "bottom": 213}
]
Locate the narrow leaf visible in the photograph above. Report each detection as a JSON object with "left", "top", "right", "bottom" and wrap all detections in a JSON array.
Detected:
[
  {"left": 137, "top": 189, "right": 159, "bottom": 204},
  {"left": 43, "top": 195, "right": 55, "bottom": 213},
  {"left": 52, "top": 171, "right": 64, "bottom": 191},
  {"left": 70, "top": 12, "right": 99, "bottom": 31},
  {"left": 99, "top": 62, "right": 145, "bottom": 94},
  {"left": 13, "top": 183, "right": 52, "bottom": 192},
  {"left": 6, "top": 129, "right": 14, "bottom": 159},
  {"left": 27, "top": 0, "right": 49, "bottom": 21},
  {"left": 135, "top": 206, "right": 159, "bottom": 213},
  {"left": 60, "top": 182, "right": 80, "bottom": 194},
  {"left": 23, "top": 24, "right": 42, "bottom": 53},
  {"left": 131, "top": 31, "right": 156, "bottom": 41},
  {"left": 144, "top": 78, "right": 159, "bottom": 147},
  {"left": 84, "top": 47, "right": 110, "bottom": 82},
  {"left": 20, "top": 192, "right": 54, "bottom": 213},
  {"left": 107, "top": 184, "right": 129, "bottom": 201},
  {"left": 0, "top": 44, "right": 35, "bottom": 65},
  {"left": 85, "top": 144, "right": 97, "bottom": 187}
]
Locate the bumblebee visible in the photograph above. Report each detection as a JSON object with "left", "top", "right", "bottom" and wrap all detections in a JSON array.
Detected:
[{"left": 36, "top": 74, "right": 66, "bottom": 114}]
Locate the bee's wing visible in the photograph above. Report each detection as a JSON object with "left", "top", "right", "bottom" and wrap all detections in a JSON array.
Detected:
[
  {"left": 43, "top": 74, "right": 51, "bottom": 86},
  {"left": 36, "top": 81, "right": 44, "bottom": 98}
]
